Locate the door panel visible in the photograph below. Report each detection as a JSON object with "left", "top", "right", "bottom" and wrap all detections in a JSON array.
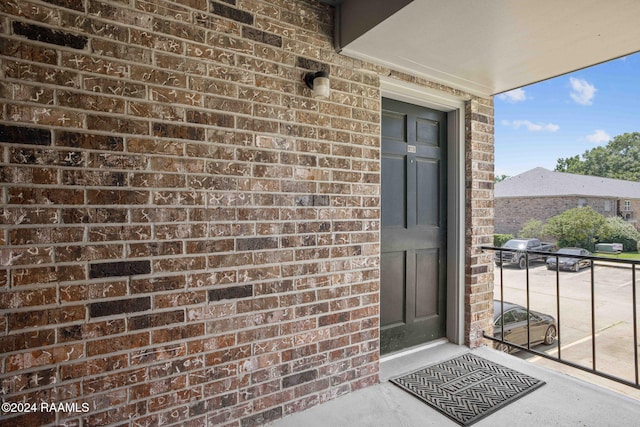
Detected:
[
  {"left": 381, "top": 155, "right": 406, "bottom": 228},
  {"left": 380, "top": 98, "right": 447, "bottom": 354},
  {"left": 380, "top": 251, "right": 406, "bottom": 326},
  {"left": 382, "top": 111, "right": 407, "bottom": 141},
  {"left": 415, "top": 249, "right": 439, "bottom": 319},
  {"left": 416, "top": 158, "right": 439, "bottom": 227},
  {"left": 415, "top": 116, "right": 439, "bottom": 146}
]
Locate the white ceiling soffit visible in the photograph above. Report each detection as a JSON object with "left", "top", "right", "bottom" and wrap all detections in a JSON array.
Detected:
[{"left": 335, "top": 0, "right": 640, "bottom": 97}]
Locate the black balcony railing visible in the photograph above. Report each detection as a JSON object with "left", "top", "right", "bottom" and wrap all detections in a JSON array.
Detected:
[{"left": 482, "top": 245, "right": 640, "bottom": 390}]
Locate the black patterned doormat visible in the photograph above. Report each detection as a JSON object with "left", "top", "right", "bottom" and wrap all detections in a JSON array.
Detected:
[{"left": 390, "top": 353, "right": 545, "bottom": 426}]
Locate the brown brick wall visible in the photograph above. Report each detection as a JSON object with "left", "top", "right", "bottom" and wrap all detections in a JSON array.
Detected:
[
  {"left": 495, "top": 196, "right": 619, "bottom": 236},
  {"left": 621, "top": 199, "right": 640, "bottom": 231},
  {"left": 465, "top": 99, "right": 495, "bottom": 348},
  {"left": 0, "top": 0, "right": 493, "bottom": 425}
]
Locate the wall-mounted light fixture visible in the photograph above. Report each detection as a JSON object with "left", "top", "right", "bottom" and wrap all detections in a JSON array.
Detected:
[{"left": 304, "top": 71, "right": 330, "bottom": 100}]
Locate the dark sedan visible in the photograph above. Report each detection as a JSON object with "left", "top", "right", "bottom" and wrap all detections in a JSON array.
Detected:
[
  {"left": 493, "top": 301, "right": 557, "bottom": 352},
  {"left": 546, "top": 247, "right": 591, "bottom": 272}
]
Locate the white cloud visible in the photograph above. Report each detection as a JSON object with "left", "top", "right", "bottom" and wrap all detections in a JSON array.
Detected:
[
  {"left": 502, "top": 119, "right": 559, "bottom": 132},
  {"left": 497, "top": 88, "right": 527, "bottom": 103},
  {"left": 586, "top": 129, "right": 611, "bottom": 144},
  {"left": 569, "top": 77, "right": 596, "bottom": 105}
]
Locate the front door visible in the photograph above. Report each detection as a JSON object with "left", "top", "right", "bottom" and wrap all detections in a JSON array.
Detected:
[{"left": 380, "top": 98, "right": 447, "bottom": 354}]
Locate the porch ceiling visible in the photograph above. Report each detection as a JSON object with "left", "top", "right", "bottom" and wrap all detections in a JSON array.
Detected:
[{"left": 329, "top": 0, "right": 640, "bottom": 97}]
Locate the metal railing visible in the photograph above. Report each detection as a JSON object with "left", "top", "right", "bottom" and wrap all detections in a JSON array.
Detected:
[{"left": 482, "top": 245, "right": 640, "bottom": 389}]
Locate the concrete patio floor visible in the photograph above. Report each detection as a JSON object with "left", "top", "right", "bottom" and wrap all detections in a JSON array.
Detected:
[{"left": 268, "top": 341, "right": 640, "bottom": 427}]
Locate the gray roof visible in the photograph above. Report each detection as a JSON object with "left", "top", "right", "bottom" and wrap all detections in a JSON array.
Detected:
[{"left": 495, "top": 167, "right": 640, "bottom": 199}]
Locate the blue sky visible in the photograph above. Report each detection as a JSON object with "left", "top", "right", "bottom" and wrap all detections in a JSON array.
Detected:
[{"left": 494, "top": 51, "right": 640, "bottom": 177}]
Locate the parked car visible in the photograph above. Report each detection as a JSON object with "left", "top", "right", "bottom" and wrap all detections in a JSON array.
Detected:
[
  {"left": 494, "top": 238, "right": 555, "bottom": 269},
  {"left": 546, "top": 247, "right": 591, "bottom": 272},
  {"left": 493, "top": 300, "right": 557, "bottom": 353}
]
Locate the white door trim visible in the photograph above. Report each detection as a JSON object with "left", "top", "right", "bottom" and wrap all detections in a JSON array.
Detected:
[{"left": 380, "top": 76, "right": 466, "bottom": 345}]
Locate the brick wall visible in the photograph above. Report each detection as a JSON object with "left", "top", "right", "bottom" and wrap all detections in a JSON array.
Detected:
[
  {"left": 465, "top": 99, "right": 495, "bottom": 348},
  {"left": 495, "top": 196, "right": 619, "bottom": 236},
  {"left": 0, "top": 0, "right": 493, "bottom": 425},
  {"left": 621, "top": 199, "right": 640, "bottom": 231}
]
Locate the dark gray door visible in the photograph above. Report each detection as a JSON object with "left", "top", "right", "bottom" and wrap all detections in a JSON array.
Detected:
[{"left": 380, "top": 98, "right": 447, "bottom": 354}]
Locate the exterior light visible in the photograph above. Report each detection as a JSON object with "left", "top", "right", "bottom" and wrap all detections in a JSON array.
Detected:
[{"left": 304, "top": 71, "right": 330, "bottom": 100}]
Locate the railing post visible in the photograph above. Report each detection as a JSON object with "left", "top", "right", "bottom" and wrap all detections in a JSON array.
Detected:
[
  {"left": 591, "top": 259, "right": 596, "bottom": 372},
  {"left": 633, "top": 262, "right": 638, "bottom": 386},
  {"left": 525, "top": 251, "right": 531, "bottom": 350},
  {"left": 499, "top": 249, "right": 504, "bottom": 348},
  {"left": 555, "top": 253, "right": 561, "bottom": 360}
]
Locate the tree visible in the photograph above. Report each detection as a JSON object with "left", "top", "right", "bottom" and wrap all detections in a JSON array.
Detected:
[
  {"left": 555, "top": 132, "right": 640, "bottom": 181},
  {"left": 554, "top": 155, "right": 582, "bottom": 174},
  {"left": 494, "top": 234, "right": 514, "bottom": 247},
  {"left": 599, "top": 217, "right": 640, "bottom": 252},
  {"left": 494, "top": 174, "right": 510, "bottom": 183},
  {"left": 542, "top": 207, "right": 605, "bottom": 251},
  {"left": 518, "top": 219, "right": 545, "bottom": 239}
]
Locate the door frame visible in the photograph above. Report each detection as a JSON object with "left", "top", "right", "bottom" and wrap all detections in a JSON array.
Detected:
[{"left": 380, "top": 76, "right": 469, "bottom": 346}]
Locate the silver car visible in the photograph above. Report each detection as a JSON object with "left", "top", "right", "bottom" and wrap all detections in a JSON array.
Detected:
[{"left": 493, "top": 300, "right": 557, "bottom": 352}]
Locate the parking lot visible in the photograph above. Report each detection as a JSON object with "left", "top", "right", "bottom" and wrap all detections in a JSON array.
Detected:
[{"left": 493, "top": 259, "right": 640, "bottom": 394}]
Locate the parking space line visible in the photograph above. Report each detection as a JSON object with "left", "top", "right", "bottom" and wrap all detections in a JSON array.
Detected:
[
  {"left": 529, "top": 321, "right": 624, "bottom": 362},
  {"left": 573, "top": 265, "right": 605, "bottom": 277}
]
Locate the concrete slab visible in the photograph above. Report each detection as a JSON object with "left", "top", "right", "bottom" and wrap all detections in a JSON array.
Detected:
[{"left": 268, "top": 342, "right": 640, "bottom": 427}]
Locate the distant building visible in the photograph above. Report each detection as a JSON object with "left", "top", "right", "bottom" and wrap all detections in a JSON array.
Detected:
[{"left": 495, "top": 167, "right": 640, "bottom": 235}]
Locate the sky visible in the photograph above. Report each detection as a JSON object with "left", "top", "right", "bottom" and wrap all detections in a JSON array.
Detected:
[{"left": 494, "top": 51, "right": 640, "bottom": 178}]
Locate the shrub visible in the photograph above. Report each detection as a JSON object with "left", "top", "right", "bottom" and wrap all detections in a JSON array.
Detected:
[
  {"left": 518, "top": 219, "right": 545, "bottom": 239},
  {"left": 494, "top": 234, "right": 514, "bottom": 247},
  {"left": 599, "top": 216, "right": 640, "bottom": 252},
  {"left": 543, "top": 206, "right": 605, "bottom": 251}
]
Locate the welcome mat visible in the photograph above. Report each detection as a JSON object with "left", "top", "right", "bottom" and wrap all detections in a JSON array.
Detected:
[{"left": 390, "top": 353, "right": 545, "bottom": 426}]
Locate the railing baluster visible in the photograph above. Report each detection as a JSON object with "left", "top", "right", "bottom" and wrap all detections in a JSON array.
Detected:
[
  {"left": 633, "top": 262, "right": 638, "bottom": 386},
  {"left": 526, "top": 252, "right": 531, "bottom": 350},
  {"left": 555, "top": 253, "right": 561, "bottom": 361},
  {"left": 591, "top": 259, "right": 596, "bottom": 371},
  {"left": 500, "top": 249, "right": 504, "bottom": 348}
]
